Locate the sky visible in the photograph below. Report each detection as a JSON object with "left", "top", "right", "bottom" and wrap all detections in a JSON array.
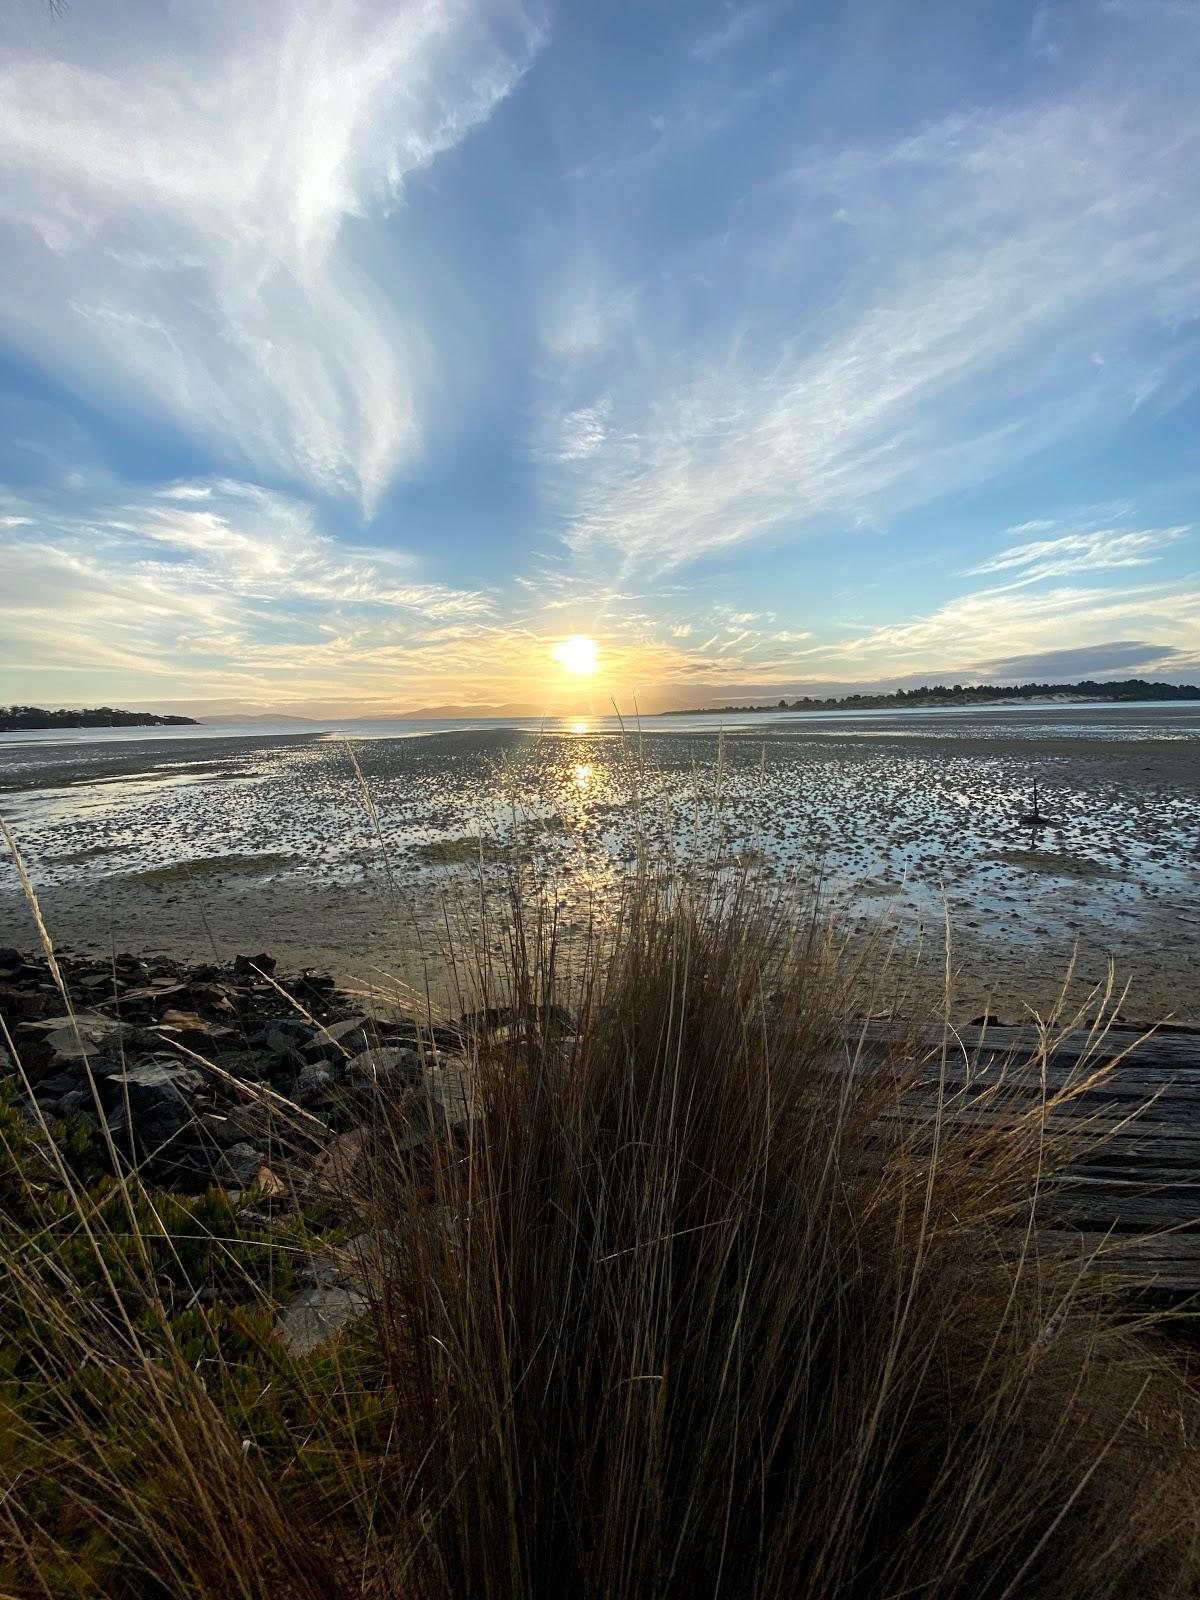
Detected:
[{"left": 1, "top": 0, "right": 1198, "bottom": 717}]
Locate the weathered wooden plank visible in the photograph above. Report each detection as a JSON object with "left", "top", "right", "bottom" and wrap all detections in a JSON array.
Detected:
[
  {"left": 849, "top": 1022, "right": 1200, "bottom": 1072},
  {"left": 856, "top": 1023, "right": 1200, "bottom": 1295}
]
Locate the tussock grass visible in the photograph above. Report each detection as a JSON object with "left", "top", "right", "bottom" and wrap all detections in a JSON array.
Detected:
[{"left": 1, "top": 858, "right": 1198, "bottom": 1597}]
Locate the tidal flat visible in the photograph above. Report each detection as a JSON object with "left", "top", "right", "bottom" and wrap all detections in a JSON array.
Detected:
[{"left": 2, "top": 706, "right": 1198, "bottom": 1023}]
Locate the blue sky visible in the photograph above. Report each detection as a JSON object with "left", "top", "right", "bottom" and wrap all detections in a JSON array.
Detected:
[{"left": 1, "top": 0, "right": 1198, "bottom": 715}]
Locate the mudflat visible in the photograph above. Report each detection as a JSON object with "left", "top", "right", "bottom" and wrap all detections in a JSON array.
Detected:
[{"left": 2, "top": 708, "right": 1197, "bottom": 1024}]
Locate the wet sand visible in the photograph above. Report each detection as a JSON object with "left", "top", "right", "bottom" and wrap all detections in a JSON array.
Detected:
[{"left": 2, "top": 711, "right": 1198, "bottom": 1024}]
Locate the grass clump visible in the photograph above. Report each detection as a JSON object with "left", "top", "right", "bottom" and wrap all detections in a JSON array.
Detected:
[
  {"left": 411, "top": 833, "right": 508, "bottom": 865},
  {"left": 379, "top": 877, "right": 1200, "bottom": 1599},
  {"left": 131, "top": 852, "right": 296, "bottom": 885},
  {"left": 0, "top": 867, "right": 1198, "bottom": 1597}
]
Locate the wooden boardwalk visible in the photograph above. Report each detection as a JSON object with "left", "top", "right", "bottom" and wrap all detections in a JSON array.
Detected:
[{"left": 854, "top": 1022, "right": 1200, "bottom": 1300}]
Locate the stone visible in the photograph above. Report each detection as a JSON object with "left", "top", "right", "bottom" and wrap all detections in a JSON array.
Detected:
[
  {"left": 118, "top": 983, "right": 188, "bottom": 1007},
  {"left": 76, "top": 972, "right": 114, "bottom": 994},
  {"left": 17, "top": 1012, "right": 130, "bottom": 1067},
  {"left": 312, "top": 1128, "right": 366, "bottom": 1191},
  {"left": 218, "top": 1103, "right": 284, "bottom": 1144},
  {"left": 423, "top": 1057, "right": 474, "bottom": 1130},
  {"left": 0, "top": 984, "right": 54, "bottom": 1023},
  {"left": 19, "top": 1009, "right": 118, "bottom": 1037},
  {"left": 302, "top": 1018, "right": 371, "bottom": 1062},
  {"left": 263, "top": 1018, "right": 317, "bottom": 1054},
  {"left": 293, "top": 1061, "right": 339, "bottom": 1104},
  {"left": 213, "top": 1048, "right": 269, "bottom": 1082},
  {"left": 345, "top": 1046, "right": 422, "bottom": 1085},
  {"left": 29, "top": 1066, "right": 85, "bottom": 1103},
  {"left": 234, "top": 952, "right": 277, "bottom": 980},
  {"left": 292, "top": 969, "right": 335, "bottom": 999},
  {"left": 157, "top": 1009, "right": 231, "bottom": 1051},
  {"left": 188, "top": 982, "right": 238, "bottom": 1016},
  {"left": 217, "top": 1142, "right": 282, "bottom": 1194},
  {"left": 102, "top": 1058, "right": 206, "bottom": 1141},
  {"left": 273, "top": 1284, "right": 367, "bottom": 1357}
]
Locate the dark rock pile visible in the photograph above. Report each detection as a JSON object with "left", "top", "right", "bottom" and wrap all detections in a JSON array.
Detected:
[{"left": 0, "top": 945, "right": 470, "bottom": 1198}]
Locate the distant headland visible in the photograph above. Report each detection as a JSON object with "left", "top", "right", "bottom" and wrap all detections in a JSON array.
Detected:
[
  {"left": 675, "top": 678, "right": 1200, "bottom": 715},
  {"left": 0, "top": 705, "right": 199, "bottom": 732}
]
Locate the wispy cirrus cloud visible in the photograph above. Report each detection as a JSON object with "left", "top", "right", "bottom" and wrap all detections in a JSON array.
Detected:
[
  {"left": 691, "top": 3, "right": 781, "bottom": 62},
  {"left": 967, "top": 525, "right": 1190, "bottom": 585},
  {"left": 0, "top": 0, "right": 543, "bottom": 511},
  {"left": 0, "top": 480, "right": 494, "bottom": 695},
  {"left": 550, "top": 53, "right": 1200, "bottom": 573}
]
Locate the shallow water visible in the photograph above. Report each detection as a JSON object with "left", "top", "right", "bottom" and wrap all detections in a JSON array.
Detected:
[{"left": 2, "top": 705, "right": 1198, "bottom": 1021}]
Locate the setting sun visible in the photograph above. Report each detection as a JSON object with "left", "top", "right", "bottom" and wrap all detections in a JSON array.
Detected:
[{"left": 552, "top": 634, "right": 599, "bottom": 675}]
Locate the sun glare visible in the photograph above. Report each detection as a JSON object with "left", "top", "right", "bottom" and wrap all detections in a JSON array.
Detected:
[{"left": 553, "top": 634, "right": 599, "bottom": 675}]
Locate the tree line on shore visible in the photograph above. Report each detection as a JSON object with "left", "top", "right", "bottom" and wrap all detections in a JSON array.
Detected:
[
  {"left": 0, "top": 705, "right": 198, "bottom": 731},
  {"left": 689, "top": 677, "right": 1200, "bottom": 714}
]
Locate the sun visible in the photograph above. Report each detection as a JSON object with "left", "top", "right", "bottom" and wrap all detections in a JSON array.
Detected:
[{"left": 552, "top": 634, "right": 599, "bottom": 675}]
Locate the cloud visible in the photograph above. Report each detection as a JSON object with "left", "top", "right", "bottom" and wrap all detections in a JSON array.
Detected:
[
  {"left": 967, "top": 525, "right": 1189, "bottom": 585},
  {"left": 0, "top": 479, "right": 495, "bottom": 699},
  {"left": 829, "top": 580, "right": 1200, "bottom": 682},
  {"left": 979, "top": 641, "right": 1184, "bottom": 679},
  {"left": 551, "top": 57, "right": 1200, "bottom": 572},
  {"left": 0, "top": 1, "right": 543, "bottom": 510},
  {"left": 691, "top": 3, "right": 779, "bottom": 62}
]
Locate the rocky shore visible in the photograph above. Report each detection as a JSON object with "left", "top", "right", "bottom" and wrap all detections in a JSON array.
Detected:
[
  {"left": 0, "top": 945, "right": 501, "bottom": 1353},
  {"left": 0, "top": 943, "right": 482, "bottom": 1192}
]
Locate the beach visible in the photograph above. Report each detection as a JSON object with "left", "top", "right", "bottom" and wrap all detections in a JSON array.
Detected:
[{"left": 2, "top": 704, "right": 1198, "bottom": 1024}]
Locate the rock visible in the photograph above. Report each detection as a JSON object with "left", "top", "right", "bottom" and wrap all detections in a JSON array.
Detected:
[
  {"left": 76, "top": 972, "right": 114, "bottom": 994},
  {"left": 19, "top": 1008, "right": 121, "bottom": 1038},
  {"left": 461, "top": 1002, "right": 575, "bottom": 1038},
  {"left": 217, "top": 1103, "right": 285, "bottom": 1144},
  {"left": 216, "top": 1142, "right": 282, "bottom": 1194},
  {"left": 157, "top": 1009, "right": 230, "bottom": 1051},
  {"left": 423, "top": 1058, "right": 474, "bottom": 1129},
  {"left": 212, "top": 1048, "right": 269, "bottom": 1082},
  {"left": 262, "top": 1018, "right": 317, "bottom": 1053},
  {"left": 380, "top": 1085, "right": 454, "bottom": 1153},
  {"left": 16, "top": 1011, "right": 130, "bottom": 1069},
  {"left": 105, "top": 1058, "right": 205, "bottom": 1097},
  {"left": 118, "top": 983, "right": 189, "bottom": 1007},
  {"left": 29, "top": 1066, "right": 86, "bottom": 1105},
  {"left": 101, "top": 1058, "right": 206, "bottom": 1142},
  {"left": 302, "top": 1018, "right": 371, "bottom": 1062},
  {"left": 292, "top": 969, "right": 335, "bottom": 1000},
  {"left": 312, "top": 1128, "right": 366, "bottom": 1191},
  {"left": 0, "top": 984, "right": 56, "bottom": 1023},
  {"left": 273, "top": 1284, "right": 367, "bottom": 1357},
  {"left": 187, "top": 982, "right": 238, "bottom": 1016},
  {"left": 293, "top": 1061, "right": 339, "bottom": 1105},
  {"left": 345, "top": 1046, "right": 422, "bottom": 1085},
  {"left": 234, "top": 952, "right": 276, "bottom": 980}
]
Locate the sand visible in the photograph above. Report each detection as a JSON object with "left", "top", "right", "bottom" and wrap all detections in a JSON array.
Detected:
[{"left": 2, "top": 711, "right": 1197, "bottom": 1025}]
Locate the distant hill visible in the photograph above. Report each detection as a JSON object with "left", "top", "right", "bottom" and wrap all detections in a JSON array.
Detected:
[
  {"left": 678, "top": 678, "right": 1200, "bottom": 715},
  {"left": 0, "top": 705, "right": 199, "bottom": 732}
]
